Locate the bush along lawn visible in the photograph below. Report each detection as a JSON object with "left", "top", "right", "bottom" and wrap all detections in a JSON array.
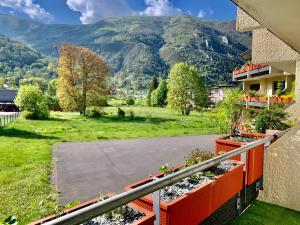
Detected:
[
  {"left": 233, "top": 201, "right": 300, "bottom": 225},
  {"left": 0, "top": 107, "right": 219, "bottom": 225}
]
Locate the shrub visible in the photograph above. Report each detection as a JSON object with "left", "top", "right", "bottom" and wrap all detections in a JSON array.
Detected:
[
  {"left": 128, "top": 110, "right": 135, "bottom": 120},
  {"left": 126, "top": 97, "right": 135, "bottom": 106},
  {"left": 15, "top": 85, "right": 50, "bottom": 120},
  {"left": 255, "top": 109, "right": 290, "bottom": 133},
  {"left": 215, "top": 89, "right": 244, "bottom": 136},
  {"left": 185, "top": 150, "right": 215, "bottom": 166},
  {"left": 151, "top": 80, "right": 168, "bottom": 106},
  {"left": 117, "top": 107, "right": 125, "bottom": 118},
  {"left": 85, "top": 107, "right": 105, "bottom": 118}
]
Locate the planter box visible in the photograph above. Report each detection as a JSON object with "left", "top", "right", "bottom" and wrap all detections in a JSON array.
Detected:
[
  {"left": 29, "top": 194, "right": 155, "bottom": 225},
  {"left": 216, "top": 132, "right": 266, "bottom": 186},
  {"left": 211, "top": 161, "right": 244, "bottom": 213},
  {"left": 249, "top": 96, "right": 259, "bottom": 102},
  {"left": 125, "top": 175, "right": 213, "bottom": 225},
  {"left": 125, "top": 161, "right": 244, "bottom": 225}
]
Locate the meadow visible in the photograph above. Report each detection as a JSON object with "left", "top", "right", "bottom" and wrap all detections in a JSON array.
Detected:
[{"left": 0, "top": 107, "right": 218, "bottom": 224}]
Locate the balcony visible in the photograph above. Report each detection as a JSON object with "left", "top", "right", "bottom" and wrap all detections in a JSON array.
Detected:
[
  {"left": 233, "top": 64, "right": 269, "bottom": 81},
  {"left": 243, "top": 96, "right": 295, "bottom": 108}
]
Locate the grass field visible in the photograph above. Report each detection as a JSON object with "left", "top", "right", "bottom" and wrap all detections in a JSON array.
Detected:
[
  {"left": 0, "top": 107, "right": 219, "bottom": 224},
  {"left": 233, "top": 201, "right": 300, "bottom": 225}
]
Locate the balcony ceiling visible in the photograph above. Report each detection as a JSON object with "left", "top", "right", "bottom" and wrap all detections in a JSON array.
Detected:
[{"left": 232, "top": 0, "right": 300, "bottom": 54}]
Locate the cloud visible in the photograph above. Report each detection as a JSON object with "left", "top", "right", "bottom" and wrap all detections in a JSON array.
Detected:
[
  {"left": 197, "top": 9, "right": 206, "bottom": 18},
  {"left": 208, "top": 9, "right": 214, "bottom": 15},
  {"left": 140, "top": 0, "right": 182, "bottom": 16},
  {"left": 66, "top": 0, "right": 135, "bottom": 24},
  {"left": 0, "top": 0, "right": 52, "bottom": 22}
]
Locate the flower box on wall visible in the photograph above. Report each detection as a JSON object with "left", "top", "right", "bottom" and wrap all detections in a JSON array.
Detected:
[
  {"left": 215, "top": 132, "right": 267, "bottom": 186},
  {"left": 125, "top": 176, "right": 213, "bottom": 225},
  {"left": 29, "top": 195, "right": 155, "bottom": 225}
]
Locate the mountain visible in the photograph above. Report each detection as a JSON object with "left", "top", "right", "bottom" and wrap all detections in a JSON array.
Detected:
[
  {"left": 0, "top": 34, "right": 57, "bottom": 87},
  {"left": 0, "top": 14, "right": 251, "bottom": 90}
]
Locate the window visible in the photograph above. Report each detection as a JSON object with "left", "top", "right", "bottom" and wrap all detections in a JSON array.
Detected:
[{"left": 250, "top": 83, "right": 260, "bottom": 91}]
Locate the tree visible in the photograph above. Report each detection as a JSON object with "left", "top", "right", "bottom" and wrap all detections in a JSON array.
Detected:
[
  {"left": 215, "top": 88, "right": 244, "bottom": 136},
  {"left": 57, "top": 44, "right": 109, "bottom": 114},
  {"left": 14, "top": 85, "right": 49, "bottom": 119},
  {"left": 147, "top": 76, "right": 159, "bottom": 106},
  {"left": 167, "top": 62, "right": 207, "bottom": 115},
  {"left": 151, "top": 80, "right": 168, "bottom": 106}
]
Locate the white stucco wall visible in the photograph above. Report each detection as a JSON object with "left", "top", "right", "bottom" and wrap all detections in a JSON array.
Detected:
[
  {"left": 252, "top": 29, "right": 300, "bottom": 64},
  {"left": 236, "top": 8, "right": 264, "bottom": 32}
]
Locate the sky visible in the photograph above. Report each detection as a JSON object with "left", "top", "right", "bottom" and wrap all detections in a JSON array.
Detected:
[{"left": 0, "top": 0, "right": 237, "bottom": 24}]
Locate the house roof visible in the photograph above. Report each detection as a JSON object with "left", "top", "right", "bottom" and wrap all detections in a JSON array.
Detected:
[{"left": 0, "top": 90, "right": 17, "bottom": 103}]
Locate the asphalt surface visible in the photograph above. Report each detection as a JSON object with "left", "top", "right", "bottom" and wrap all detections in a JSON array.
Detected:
[{"left": 53, "top": 135, "right": 219, "bottom": 204}]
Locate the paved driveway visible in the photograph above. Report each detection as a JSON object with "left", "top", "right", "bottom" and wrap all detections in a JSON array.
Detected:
[{"left": 53, "top": 135, "right": 219, "bottom": 204}]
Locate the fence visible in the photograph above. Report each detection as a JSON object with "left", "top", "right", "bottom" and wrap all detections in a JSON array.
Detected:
[
  {"left": 44, "top": 130, "right": 289, "bottom": 225},
  {"left": 0, "top": 112, "right": 20, "bottom": 126}
]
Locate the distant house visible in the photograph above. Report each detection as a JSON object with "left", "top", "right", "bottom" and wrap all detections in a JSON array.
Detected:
[
  {"left": 209, "top": 85, "right": 236, "bottom": 105},
  {"left": 0, "top": 90, "right": 19, "bottom": 112}
]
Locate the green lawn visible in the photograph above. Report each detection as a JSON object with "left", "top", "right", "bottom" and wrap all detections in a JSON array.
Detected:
[
  {"left": 0, "top": 107, "right": 218, "bottom": 224},
  {"left": 233, "top": 201, "right": 300, "bottom": 225}
]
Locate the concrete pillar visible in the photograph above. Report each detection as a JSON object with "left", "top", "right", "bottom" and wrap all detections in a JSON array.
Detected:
[{"left": 295, "top": 60, "right": 300, "bottom": 103}]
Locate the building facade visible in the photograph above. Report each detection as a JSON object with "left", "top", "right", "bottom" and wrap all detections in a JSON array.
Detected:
[{"left": 232, "top": 1, "right": 300, "bottom": 211}]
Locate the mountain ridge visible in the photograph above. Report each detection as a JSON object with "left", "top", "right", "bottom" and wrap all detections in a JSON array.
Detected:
[{"left": 0, "top": 14, "right": 251, "bottom": 90}]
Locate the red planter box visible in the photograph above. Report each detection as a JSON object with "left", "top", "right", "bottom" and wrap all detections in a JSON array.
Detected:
[
  {"left": 29, "top": 195, "right": 155, "bottom": 225},
  {"left": 125, "top": 160, "right": 244, "bottom": 225},
  {"left": 125, "top": 175, "right": 213, "bottom": 225},
  {"left": 211, "top": 161, "right": 244, "bottom": 212},
  {"left": 216, "top": 132, "right": 266, "bottom": 186}
]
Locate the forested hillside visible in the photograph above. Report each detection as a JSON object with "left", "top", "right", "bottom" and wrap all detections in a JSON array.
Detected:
[
  {"left": 0, "top": 35, "right": 57, "bottom": 87},
  {"left": 0, "top": 14, "right": 251, "bottom": 90}
]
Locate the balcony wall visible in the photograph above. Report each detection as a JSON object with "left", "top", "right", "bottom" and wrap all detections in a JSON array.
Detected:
[{"left": 258, "top": 122, "right": 300, "bottom": 211}]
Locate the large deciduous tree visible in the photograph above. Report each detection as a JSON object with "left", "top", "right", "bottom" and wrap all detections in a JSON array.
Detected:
[
  {"left": 57, "top": 44, "right": 110, "bottom": 114},
  {"left": 167, "top": 62, "right": 207, "bottom": 115}
]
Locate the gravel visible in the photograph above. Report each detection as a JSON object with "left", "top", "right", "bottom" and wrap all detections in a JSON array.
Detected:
[
  {"left": 159, "top": 160, "right": 237, "bottom": 202},
  {"left": 82, "top": 205, "right": 145, "bottom": 225},
  {"left": 225, "top": 135, "right": 258, "bottom": 143}
]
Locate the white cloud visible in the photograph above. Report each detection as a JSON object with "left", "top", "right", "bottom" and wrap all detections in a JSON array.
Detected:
[
  {"left": 197, "top": 9, "right": 206, "bottom": 18},
  {"left": 0, "top": 0, "right": 52, "bottom": 22},
  {"left": 140, "top": 0, "right": 182, "bottom": 16},
  {"left": 66, "top": 0, "right": 135, "bottom": 24}
]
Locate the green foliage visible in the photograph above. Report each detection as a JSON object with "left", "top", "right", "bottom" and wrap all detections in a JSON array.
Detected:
[
  {"left": 1, "top": 216, "right": 17, "bottom": 225},
  {"left": 147, "top": 77, "right": 159, "bottom": 106},
  {"left": 255, "top": 109, "right": 290, "bottom": 133},
  {"left": 275, "top": 81, "right": 285, "bottom": 97},
  {"left": 151, "top": 80, "right": 168, "bottom": 106},
  {"left": 127, "top": 110, "right": 135, "bottom": 120},
  {"left": 0, "top": 15, "right": 250, "bottom": 91},
  {"left": 167, "top": 62, "right": 208, "bottom": 115},
  {"left": 117, "top": 107, "right": 125, "bottom": 118},
  {"left": 185, "top": 150, "right": 215, "bottom": 166},
  {"left": 215, "top": 88, "right": 244, "bottom": 136},
  {"left": 14, "top": 85, "right": 49, "bottom": 120},
  {"left": 0, "top": 35, "right": 57, "bottom": 88},
  {"left": 160, "top": 163, "right": 174, "bottom": 176},
  {"left": 126, "top": 97, "right": 135, "bottom": 106},
  {"left": 85, "top": 107, "right": 105, "bottom": 118}
]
